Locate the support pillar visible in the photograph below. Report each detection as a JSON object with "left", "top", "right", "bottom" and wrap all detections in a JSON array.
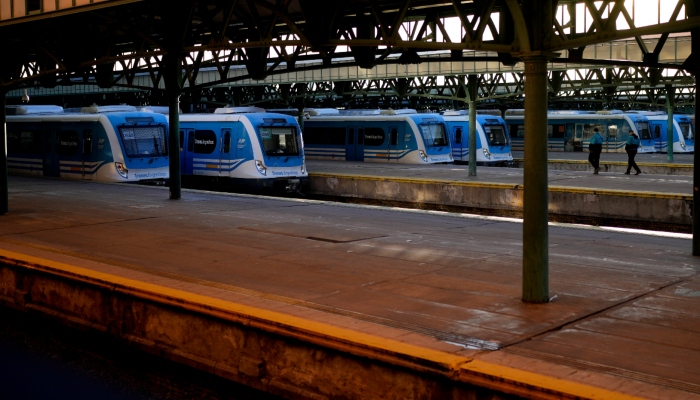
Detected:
[
  {"left": 521, "top": 53, "right": 551, "bottom": 303},
  {"left": 0, "top": 91, "right": 7, "bottom": 215},
  {"left": 468, "top": 75, "right": 478, "bottom": 176},
  {"left": 692, "top": 7, "right": 700, "bottom": 256},
  {"left": 666, "top": 85, "right": 675, "bottom": 162},
  {"left": 164, "top": 55, "right": 182, "bottom": 200}
]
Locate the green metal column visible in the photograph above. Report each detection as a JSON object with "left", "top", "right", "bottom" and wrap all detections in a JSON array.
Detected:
[
  {"left": 164, "top": 55, "right": 182, "bottom": 200},
  {"left": 521, "top": 53, "right": 550, "bottom": 303},
  {"left": 0, "top": 92, "right": 7, "bottom": 215},
  {"left": 468, "top": 75, "right": 478, "bottom": 176},
  {"left": 666, "top": 86, "right": 675, "bottom": 162}
]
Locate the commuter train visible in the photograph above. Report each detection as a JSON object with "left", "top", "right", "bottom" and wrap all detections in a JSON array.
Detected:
[
  {"left": 174, "top": 107, "right": 308, "bottom": 192},
  {"left": 5, "top": 105, "right": 169, "bottom": 183},
  {"left": 302, "top": 109, "right": 453, "bottom": 164},
  {"left": 505, "top": 110, "right": 654, "bottom": 153},
  {"left": 626, "top": 111, "right": 694, "bottom": 153},
  {"left": 441, "top": 110, "right": 513, "bottom": 165}
]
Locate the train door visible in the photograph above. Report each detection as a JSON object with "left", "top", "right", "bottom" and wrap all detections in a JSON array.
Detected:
[
  {"left": 180, "top": 128, "right": 195, "bottom": 175},
  {"left": 565, "top": 123, "right": 575, "bottom": 151},
  {"left": 388, "top": 126, "right": 398, "bottom": 161},
  {"left": 653, "top": 124, "right": 662, "bottom": 152},
  {"left": 82, "top": 130, "right": 93, "bottom": 180},
  {"left": 345, "top": 127, "right": 364, "bottom": 161},
  {"left": 574, "top": 123, "right": 584, "bottom": 151},
  {"left": 42, "top": 131, "right": 60, "bottom": 177},
  {"left": 606, "top": 125, "right": 618, "bottom": 152},
  {"left": 452, "top": 126, "right": 464, "bottom": 161},
  {"left": 355, "top": 128, "right": 364, "bottom": 161},
  {"left": 220, "top": 128, "right": 231, "bottom": 176}
]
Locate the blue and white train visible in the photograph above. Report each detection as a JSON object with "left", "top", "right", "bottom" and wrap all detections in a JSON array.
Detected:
[
  {"left": 175, "top": 107, "right": 308, "bottom": 191},
  {"left": 441, "top": 110, "right": 513, "bottom": 165},
  {"left": 5, "top": 105, "right": 169, "bottom": 182},
  {"left": 627, "top": 111, "right": 694, "bottom": 153},
  {"left": 505, "top": 110, "right": 654, "bottom": 153},
  {"left": 302, "top": 109, "right": 453, "bottom": 164}
]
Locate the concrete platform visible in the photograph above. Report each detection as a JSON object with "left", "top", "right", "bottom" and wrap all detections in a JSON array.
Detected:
[
  {"left": 510, "top": 151, "right": 694, "bottom": 176},
  {"left": 1, "top": 176, "right": 700, "bottom": 399},
  {"left": 306, "top": 160, "right": 693, "bottom": 231}
]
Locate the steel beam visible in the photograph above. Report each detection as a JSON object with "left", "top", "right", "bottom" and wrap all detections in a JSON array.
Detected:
[
  {"left": 164, "top": 55, "right": 182, "bottom": 200},
  {"left": 468, "top": 75, "right": 478, "bottom": 176},
  {"left": 667, "top": 86, "right": 675, "bottom": 162},
  {"left": 692, "top": 2, "right": 700, "bottom": 257}
]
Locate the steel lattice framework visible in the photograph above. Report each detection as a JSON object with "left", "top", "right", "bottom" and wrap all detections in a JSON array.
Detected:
[{"left": 1, "top": 0, "right": 699, "bottom": 107}]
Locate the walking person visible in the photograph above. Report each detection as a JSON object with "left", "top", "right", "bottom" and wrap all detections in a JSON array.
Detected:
[
  {"left": 588, "top": 128, "right": 604, "bottom": 174},
  {"left": 624, "top": 130, "right": 642, "bottom": 175}
]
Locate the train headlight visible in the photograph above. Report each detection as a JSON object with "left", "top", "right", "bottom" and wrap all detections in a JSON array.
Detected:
[
  {"left": 301, "top": 162, "right": 306, "bottom": 174},
  {"left": 419, "top": 150, "right": 428, "bottom": 162},
  {"left": 681, "top": 142, "right": 687, "bottom": 150},
  {"left": 115, "top": 162, "right": 128, "bottom": 179},
  {"left": 255, "top": 160, "right": 267, "bottom": 176},
  {"left": 483, "top": 148, "right": 491, "bottom": 159}
]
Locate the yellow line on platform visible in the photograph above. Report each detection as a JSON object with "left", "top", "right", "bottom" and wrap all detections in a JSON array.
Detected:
[
  {"left": 461, "top": 360, "right": 645, "bottom": 400},
  {"left": 309, "top": 173, "right": 690, "bottom": 200},
  {"left": 0, "top": 247, "right": 651, "bottom": 399}
]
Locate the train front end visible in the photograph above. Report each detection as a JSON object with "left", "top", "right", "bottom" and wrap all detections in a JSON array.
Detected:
[
  {"left": 407, "top": 114, "right": 453, "bottom": 164},
  {"left": 241, "top": 112, "right": 308, "bottom": 192}
]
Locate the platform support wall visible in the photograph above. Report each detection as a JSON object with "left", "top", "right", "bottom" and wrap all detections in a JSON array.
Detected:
[
  {"left": 165, "top": 55, "right": 182, "bottom": 200},
  {"left": 468, "top": 75, "right": 478, "bottom": 176},
  {"left": 521, "top": 54, "right": 550, "bottom": 303},
  {"left": 0, "top": 92, "right": 6, "bottom": 215}
]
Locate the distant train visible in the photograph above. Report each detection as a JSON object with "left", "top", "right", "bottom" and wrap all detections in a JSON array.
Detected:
[
  {"left": 174, "top": 107, "right": 308, "bottom": 192},
  {"left": 626, "top": 111, "right": 694, "bottom": 153},
  {"left": 301, "top": 109, "right": 453, "bottom": 164},
  {"left": 5, "top": 105, "right": 169, "bottom": 183},
  {"left": 505, "top": 110, "right": 654, "bottom": 153},
  {"left": 441, "top": 110, "right": 513, "bottom": 165}
]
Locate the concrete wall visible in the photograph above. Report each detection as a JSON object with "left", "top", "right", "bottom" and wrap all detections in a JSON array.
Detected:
[{"left": 308, "top": 173, "right": 692, "bottom": 227}]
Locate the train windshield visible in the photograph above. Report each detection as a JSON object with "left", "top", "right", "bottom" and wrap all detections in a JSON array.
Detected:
[
  {"left": 118, "top": 125, "right": 168, "bottom": 157},
  {"left": 259, "top": 126, "right": 300, "bottom": 156},
  {"left": 485, "top": 125, "right": 508, "bottom": 146},
  {"left": 419, "top": 124, "right": 448, "bottom": 147},
  {"left": 636, "top": 122, "right": 651, "bottom": 140},
  {"left": 679, "top": 122, "right": 693, "bottom": 140}
]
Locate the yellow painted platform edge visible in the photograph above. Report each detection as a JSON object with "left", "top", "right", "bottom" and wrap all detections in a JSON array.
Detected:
[
  {"left": 0, "top": 249, "right": 465, "bottom": 371},
  {"left": 0, "top": 249, "right": 653, "bottom": 399},
  {"left": 309, "top": 173, "right": 690, "bottom": 200},
  {"left": 461, "top": 360, "right": 645, "bottom": 400}
]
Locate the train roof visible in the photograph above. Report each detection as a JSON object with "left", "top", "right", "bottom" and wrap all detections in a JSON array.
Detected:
[
  {"left": 6, "top": 105, "right": 64, "bottom": 115},
  {"left": 214, "top": 106, "right": 266, "bottom": 114}
]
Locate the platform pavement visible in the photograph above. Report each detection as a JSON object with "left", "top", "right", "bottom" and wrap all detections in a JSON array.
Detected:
[
  {"left": 510, "top": 151, "right": 695, "bottom": 164},
  {"left": 0, "top": 176, "right": 699, "bottom": 399}
]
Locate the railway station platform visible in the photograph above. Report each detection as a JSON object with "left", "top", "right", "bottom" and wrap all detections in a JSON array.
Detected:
[
  {"left": 510, "top": 151, "right": 694, "bottom": 176},
  {"left": 1, "top": 176, "right": 699, "bottom": 399},
  {"left": 306, "top": 159, "right": 693, "bottom": 232}
]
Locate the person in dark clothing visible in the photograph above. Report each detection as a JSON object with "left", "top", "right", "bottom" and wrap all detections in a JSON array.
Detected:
[
  {"left": 624, "top": 130, "right": 642, "bottom": 175},
  {"left": 588, "top": 128, "right": 604, "bottom": 174}
]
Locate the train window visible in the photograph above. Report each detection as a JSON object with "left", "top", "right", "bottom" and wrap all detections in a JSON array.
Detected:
[
  {"left": 304, "top": 127, "right": 346, "bottom": 145},
  {"left": 419, "top": 124, "right": 448, "bottom": 147},
  {"left": 180, "top": 131, "right": 184, "bottom": 151},
  {"left": 364, "top": 128, "right": 385, "bottom": 146},
  {"left": 259, "top": 127, "right": 300, "bottom": 156},
  {"left": 654, "top": 125, "right": 661, "bottom": 138},
  {"left": 193, "top": 130, "right": 217, "bottom": 154},
  {"left": 83, "top": 131, "right": 93, "bottom": 154},
  {"left": 119, "top": 125, "right": 168, "bottom": 157},
  {"left": 582, "top": 124, "right": 603, "bottom": 139},
  {"left": 455, "top": 127, "right": 462, "bottom": 144},
  {"left": 511, "top": 125, "right": 524, "bottom": 138},
  {"left": 7, "top": 131, "right": 42, "bottom": 154},
  {"left": 637, "top": 122, "right": 651, "bottom": 140},
  {"left": 223, "top": 132, "right": 231, "bottom": 153},
  {"left": 57, "top": 131, "right": 79, "bottom": 156},
  {"left": 679, "top": 123, "right": 693, "bottom": 140},
  {"left": 548, "top": 124, "right": 565, "bottom": 139},
  {"left": 486, "top": 126, "right": 508, "bottom": 146},
  {"left": 608, "top": 125, "right": 618, "bottom": 139},
  {"left": 390, "top": 128, "right": 398, "bottom": 146}
]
